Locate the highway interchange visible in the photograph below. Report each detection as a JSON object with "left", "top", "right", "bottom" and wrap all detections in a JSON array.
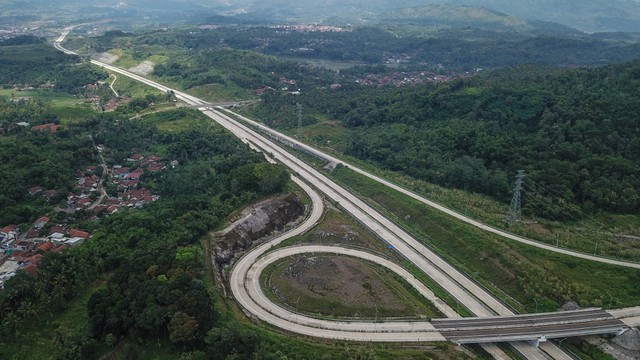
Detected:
[{"left": 54, "top": 27, "right": 639, "bottom": 360}]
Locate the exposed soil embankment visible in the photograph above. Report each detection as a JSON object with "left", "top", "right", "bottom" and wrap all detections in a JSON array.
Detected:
[{"left": 214, "top": 193, "right": 305, "bottom": 266}]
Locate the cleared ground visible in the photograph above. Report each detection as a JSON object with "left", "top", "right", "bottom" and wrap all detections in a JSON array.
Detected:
[{"left": 265, "top": 254, "right": 438, "bottom": 319}]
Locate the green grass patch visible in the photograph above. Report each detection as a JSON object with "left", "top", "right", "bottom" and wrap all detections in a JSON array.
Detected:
[
  {"left": 111, "top": 72, "right": 164, "bottom": 98},
  {"left": 109, "top": 48, "right": 139, "bottom": 69},
  {"left": 148, "top": 54, "right": 169, "bottom": 65},
  {"left": 330, "top": 166, "right": 640, "bottom": 313},
  {"left": 53, "top": 104, "right": 98, "bottom": 124},
  {"left": 0, "top": 89, "right": 81, "bottom": 107},
  {"left": 142, "top": 108, "right": 212, "bottom": 133},
  {"left": 187, "top": 83, "right": 252, "bottom": 102}
]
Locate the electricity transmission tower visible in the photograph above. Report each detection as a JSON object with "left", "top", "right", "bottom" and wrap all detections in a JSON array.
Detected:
[
  {"left": 505, "top": 170, "right": 525, "bottom": 226},
  {"left": 297, "top": 103, "right": 303, "bottom": 137}
]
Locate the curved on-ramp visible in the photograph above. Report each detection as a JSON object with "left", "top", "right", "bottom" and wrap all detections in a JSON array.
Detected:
[{"left": 230, "top": 176, "right": 446, "bottom": 342}]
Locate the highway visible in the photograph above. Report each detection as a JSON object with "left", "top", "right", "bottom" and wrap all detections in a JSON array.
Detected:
[{"left": 52, "top": 30, "right": 635, "bottom": 360}]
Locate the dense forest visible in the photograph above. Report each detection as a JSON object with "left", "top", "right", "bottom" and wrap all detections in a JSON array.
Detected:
[
  {"left": 255, "top": 59, "right": 640, "bottom": 217},
  {"left": 0, "top": 36, "right": 104, "bottom": 93},
  {"left": 0, "top": 107, "right": 291, "bottom": 359}
]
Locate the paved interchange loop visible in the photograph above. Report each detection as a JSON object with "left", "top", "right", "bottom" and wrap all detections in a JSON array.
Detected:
[{"left": 53, "top": 29, "right": 640, "bottom": 359}]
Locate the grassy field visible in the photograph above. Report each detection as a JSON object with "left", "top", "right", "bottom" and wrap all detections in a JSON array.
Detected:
[
  {"left": 0, "top": 88, "right": 82, "bottom": 107},
  {"left": 188, "top": 83, "right": 252, "bottom": 102},
  {"left": 263, "top": 254, "right": 440, "bottom": 319},
  {"left": 111, "top": 72, "right": 164, "bottom": 98},
  {"left": 329, "top": 166, "right": 640, "bottom": 313}
]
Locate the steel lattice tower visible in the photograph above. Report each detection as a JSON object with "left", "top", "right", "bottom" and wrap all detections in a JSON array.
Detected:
[
  {"left": 505, "top": 170, "right": 525, "bottom": 226},
  {"left": 297, "top": 103, "right": 303, "bottom": 137}
]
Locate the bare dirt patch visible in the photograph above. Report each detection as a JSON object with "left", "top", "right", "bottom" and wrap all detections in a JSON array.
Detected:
[
  {"left": 93, "top": 52, "right": 119, "bottom": 64},
  {"left": 527, "top": 222, "right": 553, "bottom": 236},
  {"left": 129, "top": 60, "right": 156, "bottom": 76},
  {"left": 268, "top": 254, "right": 433, "bottom": 318}
]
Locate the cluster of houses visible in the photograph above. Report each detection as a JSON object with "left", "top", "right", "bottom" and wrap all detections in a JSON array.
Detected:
[
  {"left": 100, "top": 151, "right": 165, "bottom": 210},
  {"left": 255, "top": 76, "right": 302, "bottom": 96},
  {"left": 64, "top": 166, "right": 102, "bottom": 212},
  {"left": 61, "top": 150, "right": 166, "bottom": 215},
  {"left": 355, "top": 71, "right": 453, "bottom": 87},
  {"left": 0, "top": 216, "right": 91, "bottom": 287},
  {"left": 0, "top": 147, "right": 175, "bottom": 287}
]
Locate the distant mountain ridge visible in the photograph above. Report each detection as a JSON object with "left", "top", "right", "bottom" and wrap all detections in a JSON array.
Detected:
[
  {"left": 372, "top": 4, "right": 580, "bottom": 34},
  {"left": 213, "top": 0, "right": 640, "bottom": 32},
  {"left": 2, "top": 0, "right": 640, "bottom": 32}
]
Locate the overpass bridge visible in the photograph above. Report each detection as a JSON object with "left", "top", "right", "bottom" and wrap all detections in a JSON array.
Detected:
[{"left": 433, "top": 309, "right": 629, "bottom": 345}]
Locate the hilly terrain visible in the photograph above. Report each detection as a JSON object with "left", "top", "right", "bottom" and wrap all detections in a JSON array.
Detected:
[
  {"left": 3, "top": 0, "right": 640, "bottom": 32},
  {"left": 369, "top": 5, "right": 580, "bottom": 35}
]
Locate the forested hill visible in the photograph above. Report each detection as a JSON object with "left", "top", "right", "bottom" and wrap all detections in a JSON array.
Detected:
[
  {"left": 262, "top": 60, "right": 640, "bottom": 217},
  {"left": 0, "top": 36, "right": 104, "bottom": 93}
]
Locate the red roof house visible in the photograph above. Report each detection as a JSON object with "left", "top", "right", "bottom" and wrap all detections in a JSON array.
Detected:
[
  {"left": 34, "top": 216, "right": 49, "bottom": 229},
  {"left": 68, "top": 229, "right": 90, "bottom": 239},
  {"left": 31, "top": 123, "right": 61, "bottom": 133},
  {"left": 25, "top": 254, "right": 43, "bottom": 265},
  {"left": 22, "top": 263, "right": 39, "bottom": 275},
  {"left": 37, "top": 242, "right": 54, "bottom": 252}
]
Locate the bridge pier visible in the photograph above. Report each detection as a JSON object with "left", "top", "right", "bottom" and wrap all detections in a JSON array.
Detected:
[{"left": 528, "top": 335, "right": 547, "bottom": 348}]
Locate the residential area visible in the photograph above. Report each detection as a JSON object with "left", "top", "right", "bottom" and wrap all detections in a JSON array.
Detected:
[{"left": 0, "top": 145, "right": 170, "bottom": 288}]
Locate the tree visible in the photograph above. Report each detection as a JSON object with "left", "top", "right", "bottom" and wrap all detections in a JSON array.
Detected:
[{"left": 169, "top": 312, "right": 199, "bottom": 347}]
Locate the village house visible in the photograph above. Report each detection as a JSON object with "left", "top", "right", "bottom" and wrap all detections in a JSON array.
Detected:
[
  {"left": 1, "top": 225, "right": 18, "bottom": 241},
  {"left": 37, "top": 242, "right": 54, "bottom": 253},
  {"left": 31, "top": 123, "right": 61, "bottom": 133},
  {"left": 14, "top": 240, "right": 34, "bottom": 252},
  {"left": 28, "top": 186, "right": 44, "bottom": 196},
  {"left": 43, "top": 189, "right": 57, "bottom": 201},
  {"left": 68, "top": 229, "right": 90, "bottom": 239},
  {"left": 34, "top": 216, "right": 49, "bottom": 229}
]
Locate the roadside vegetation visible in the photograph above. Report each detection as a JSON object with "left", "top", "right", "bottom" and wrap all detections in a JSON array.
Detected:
[
  {"left": 260, "top": 207, "right": 443, "bottom": 320},
  {"left": 328, "top": 166, "right": 640, "bottom": 313}
]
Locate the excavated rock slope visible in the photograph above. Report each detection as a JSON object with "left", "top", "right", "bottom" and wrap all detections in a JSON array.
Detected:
[{"left": 215, "top": 193, "right": 305, "bottom": 266}]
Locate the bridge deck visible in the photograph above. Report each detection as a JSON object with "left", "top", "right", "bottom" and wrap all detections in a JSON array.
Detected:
[{"left": 432, "top": 309, "right": 628, "bottom": 343}]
